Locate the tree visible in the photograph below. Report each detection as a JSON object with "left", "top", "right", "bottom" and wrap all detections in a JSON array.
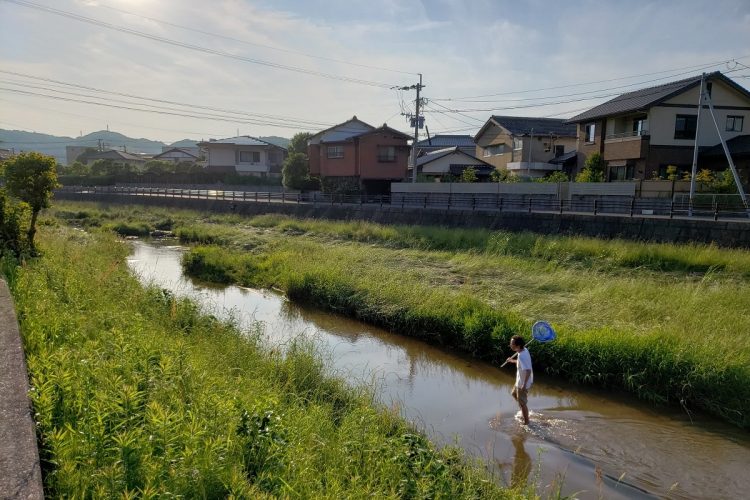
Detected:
[
  {"left": 144, "top": 160, "right": 175, "bottom": 176},
  {"left": 4, "top": 151, "right": 59, "bottom": 252},
  {"left": 282, "top": 152, "right": 310, "bottom": 190},
  {"left": 540, "top": 171, "right": 569, "bottom": 183},
  {"left": 288, "top": 132, "right": 313, "bottom": 156},
  {"left": 575, "top": 153, "right": 606, "bottom": 182},
  {"left": 696, "top": 169, "right": 715, "bottom": 184},
  {"left": 66, "top": 161, "right": 90, "bottom": 176},
  {"left": 460, "top": 167, "right": 478, "bottom": 183}
]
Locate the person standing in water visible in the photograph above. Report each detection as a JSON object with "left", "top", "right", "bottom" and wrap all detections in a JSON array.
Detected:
[{"left": 506, "top": 335, "right": 533, "bottom": 425}]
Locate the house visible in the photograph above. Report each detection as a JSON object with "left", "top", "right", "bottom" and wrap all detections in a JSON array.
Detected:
[
  {"left": 308, "top": 116, "right": 412, "bottom": 193},
  {"left": 474, "top": 116, "right": 577, "bottom": 178},
  {"left": 198, "top": 136, "right": 287, "bottom": 177},
  {"left": 414, "top": 134, "right": 476, "bottom": 157},
  {"left": 568, "top": 71, "right": 750, "bottom": 181},
  {"left": 152, "top": 147, "right": 200, "bottom": 164},
  {"left": 416, "top": 147, "right": 494, "bottom": 181},
  {"left": 82, "top": 149, "right": 150, "bottom": 167}
]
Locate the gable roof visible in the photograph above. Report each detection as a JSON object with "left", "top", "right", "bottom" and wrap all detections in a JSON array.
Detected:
[
  {"left": 474, "top": 116, "right": 576, "bottom": 141},
  {"left": 88, "top": 149, "right": 147, "bottom": 161},
  {"left": 416, "top": 146, "right": 491, "bottom": 167},
  {"left": 198, "top": 136, "right": 286, "bottom": 150},
  {"left": 357, "top": 124, "right": 413, "bottom": 141},
  {"left": 568, "top": 71, "right": 750, "bottom": 123},
  {"left": 415, "top": 134, "right": 475, "bottom": 148},
  {"left": 309, "top": 116, "right": 376, "bottom": 143},
  {"left": 153, "top": 147, "right": 198, "bottom": 159}
]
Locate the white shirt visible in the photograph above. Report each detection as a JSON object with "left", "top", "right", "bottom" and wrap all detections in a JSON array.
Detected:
[{"left": 515, "top": 348, "right": 534, "bottom": 390}]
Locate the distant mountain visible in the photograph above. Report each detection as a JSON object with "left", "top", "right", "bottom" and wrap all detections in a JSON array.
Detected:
[{"left": 0, "top": 129, "right": 291, "bottom": 163}]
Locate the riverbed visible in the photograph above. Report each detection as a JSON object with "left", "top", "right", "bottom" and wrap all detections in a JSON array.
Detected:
[{"left": 127, "top": 241, "right": 750, "bottom": 499}]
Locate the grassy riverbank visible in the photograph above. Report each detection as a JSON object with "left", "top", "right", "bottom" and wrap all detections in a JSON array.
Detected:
[
  {"left": 45, "top": 202, "right": 750, "bottom": 428},
  {"left": 3, "top": 227, "right": 519, "bottom": 498}
]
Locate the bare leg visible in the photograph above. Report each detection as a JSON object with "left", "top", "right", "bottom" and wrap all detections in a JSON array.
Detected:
[{"left": 520, "top": 402, "right": 529, "bottom": 425}]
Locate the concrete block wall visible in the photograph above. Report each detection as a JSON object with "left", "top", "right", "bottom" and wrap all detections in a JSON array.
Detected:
[{"left": 55, "top": 191, "right": 750, "bottom": 248}]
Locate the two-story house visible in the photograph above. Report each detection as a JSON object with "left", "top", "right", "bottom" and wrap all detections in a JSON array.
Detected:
[
  {"left": 198, "top": 136, "right": 287, "bottom": 177},
  {"left": 568, "top": 71, "right": 750, "bottom": 181},
  {"left": 474, "top": 116, "right": 578, "bottom": 178},
  {"left": 308, "top": 116, "right": 412, "bottom": 193}
]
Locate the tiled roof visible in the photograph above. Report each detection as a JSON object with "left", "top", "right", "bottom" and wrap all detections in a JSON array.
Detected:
[
  {"left": 200, "top": 136, "right": 284, "bottom": 148},
  {"left": 568, "top": 71, "right": 750, "bottom": 123},
  {"left": 548, "top": 150, "right": 577, "bottom": 165},
  {"left": 415, "top": 135, "right": 475, "bottom": 148},
  {"left": 416, "top": 146, "right": 489, "bottom": 167},
  {"left": 490, "top": 116, "right": 577, "bottom": 137},
  {"left": 702, "top": 135, "right": 750, "bottom": 157}
]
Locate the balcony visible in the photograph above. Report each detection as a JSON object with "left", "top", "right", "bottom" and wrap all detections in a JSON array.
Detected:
[
  {"left": 603, "top": 133, "right": 649, "bottom": 161},
  {"left": 605, "top": 129, "right": 649, "bottom": 142}
]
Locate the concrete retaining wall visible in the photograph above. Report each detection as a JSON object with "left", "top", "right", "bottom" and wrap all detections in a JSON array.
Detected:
[
  {"left": 56, "top": 192, "right": 750, "bottom": 247},
  {"left": 0, "top": 280, "right": 44, "bottom": 500}
]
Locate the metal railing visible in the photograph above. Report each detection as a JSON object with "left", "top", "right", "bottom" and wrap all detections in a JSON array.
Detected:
[{"left": 55, "top": 185, "right": 750, "bottom": 222}]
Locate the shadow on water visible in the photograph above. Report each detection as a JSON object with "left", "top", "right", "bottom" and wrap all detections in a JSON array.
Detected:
[{"left": 128, "top": 240, "right": 750, "bottom": 500}]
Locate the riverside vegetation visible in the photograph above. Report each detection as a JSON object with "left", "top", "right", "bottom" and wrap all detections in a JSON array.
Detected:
[
  {"left": 2, "top": 226, "right": 523, "bottom": 498},
  {"left": 45, "top": 202, "right": 750, "bottom": 430}
]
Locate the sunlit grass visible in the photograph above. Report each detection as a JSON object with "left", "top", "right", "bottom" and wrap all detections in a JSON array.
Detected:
[{"left": 5, "top": 227, "right": 518, "bottom": 498}]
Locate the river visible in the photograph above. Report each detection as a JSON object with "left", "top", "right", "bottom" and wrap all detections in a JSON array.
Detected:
[{"left": 127, "top": 241, "right": 750, "bottom": 499}]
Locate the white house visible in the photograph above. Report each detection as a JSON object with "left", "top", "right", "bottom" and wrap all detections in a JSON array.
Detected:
[
  {"left": 417, "top": 146, "right": 495, "bottom": 181},
  {"left": 198, "top": 136, "right": 288, "bottom": 177},
  {"left": 152, "top": 147, "right": 200, "bottom": 164}
]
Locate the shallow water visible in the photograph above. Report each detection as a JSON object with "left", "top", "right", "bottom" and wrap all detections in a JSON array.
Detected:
[{"left": 127, "top": 241, "right": 750, "bottom": 499}]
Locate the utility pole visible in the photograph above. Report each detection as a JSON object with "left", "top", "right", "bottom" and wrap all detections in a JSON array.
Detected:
[
  {"left": 395, "top": 74, "right": 425, "bottom": 183},
  {"left": 689, "top": 73, "right": 705, "bottom": 216},
  {"left": 527, "top": 128, "right": 534, "bottom": 177}
]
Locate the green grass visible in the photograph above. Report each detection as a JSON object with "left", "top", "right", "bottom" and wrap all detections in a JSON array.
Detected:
[
  {"left": 5, "top": 227, "right": 520, "bottom": 498},
  {"left": 46, "top": 202, "right": 750, "bottom": 428}
]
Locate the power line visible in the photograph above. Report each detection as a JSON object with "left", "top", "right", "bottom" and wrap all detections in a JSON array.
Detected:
[
  {"left": 0, "top": 79, "right": 329, "bottom": 129},
  {"left": 0, "top": 87, "right": 328, "bottom": 131},
  {"left": 429, "top": 62, "right": 727, "bottom": 104},
  {"left": 1, "top": 88, "right": 408, "bottom": 137},
  {"left": 91, "top": 0, "right": 416, "bottom": 76},
  {"left": 4, "top": 0, "right": 403, "bottom": 90},
  {"left": 423, "top": 69, "right": 745, "bottom": 114},
  {"left": 430, "top": 55, "right": 750, "bottom": 100},
  {"left": 0, "top": 70, "right": 333, "bottom": 127},
  {"left": 0, "top": 97, "right": 229, "bottom": 138}
]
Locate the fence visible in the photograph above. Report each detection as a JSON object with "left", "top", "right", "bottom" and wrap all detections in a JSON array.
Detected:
[{"left": 56, "top": 185, "right": 750, "bottom": 221}]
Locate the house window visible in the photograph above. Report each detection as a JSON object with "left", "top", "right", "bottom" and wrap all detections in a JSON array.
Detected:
[
  {"left": 377, "top": 146, "right": 396, "bottom": 162},
  {"left": 513, "top": 139, "right": 523, "bottom": 150},
  {"left": 632, "top": 118, "right": 646, "bottom": 136},
  {"left": 674, "top": 114, "right": 698, "bottom": 140},
  {"left": 555, "top": 145, "right": 565, "bottom": 158},
  {"left": 585, "top": 123, "right": 596, "bottom": 143},
  {"left": 327, "top": 145, "right": 344, "bottom": 159},
  {"left": 483, "top": 144, "right": 504, "bottom": 156},
  {"left": 239, "top": 151, "right": 260, "bottom": 163},
  {"left": 726, "top": 115, "right": 744, "bottom": 132}
]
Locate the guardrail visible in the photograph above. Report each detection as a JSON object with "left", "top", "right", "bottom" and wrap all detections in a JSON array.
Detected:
[{"left": 56, "top": 185, "right": 750, "bottom": 221}]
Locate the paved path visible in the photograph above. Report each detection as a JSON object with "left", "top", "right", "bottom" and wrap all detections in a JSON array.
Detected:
[{"left": 0, "top": 279, "right": 43, "bottom": 500}]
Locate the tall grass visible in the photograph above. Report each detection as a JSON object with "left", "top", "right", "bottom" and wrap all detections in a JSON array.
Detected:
[
  {"left": 49, "top": 201, "right": 750, "bottom": 276},
  {"left": 182, "top": 241, "right": 750, "bottom": 429},
  {"left": 6, "top": 228, "right": 518, "bottom": 498}
]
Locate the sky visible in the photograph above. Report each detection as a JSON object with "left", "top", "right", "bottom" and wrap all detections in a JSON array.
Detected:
[{"left": 1, "top": 0, "right": 749, "bottom": 143}]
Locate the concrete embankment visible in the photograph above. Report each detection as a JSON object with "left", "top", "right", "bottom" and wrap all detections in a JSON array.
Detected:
[
  {"left": 0, "top": 280, "right": 43, "bottom": 500},
  {"left": 55, "top": 191, "right": 750, "bottom": 247}
]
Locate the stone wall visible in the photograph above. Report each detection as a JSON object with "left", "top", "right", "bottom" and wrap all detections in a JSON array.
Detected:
[
  {"left": 0, "top": 280, "right": 44, "bottom": 499},
  {"left": 54, "top": 191, "right": 750, "bottom": 248}
]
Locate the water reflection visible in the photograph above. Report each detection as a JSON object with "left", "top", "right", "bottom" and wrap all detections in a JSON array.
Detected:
[
  {"left": 128, "top": 241, "right": 750, "bottom": 500},
  {"left": 510, "top": 432, "right": 532, "bottom": 489}
]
